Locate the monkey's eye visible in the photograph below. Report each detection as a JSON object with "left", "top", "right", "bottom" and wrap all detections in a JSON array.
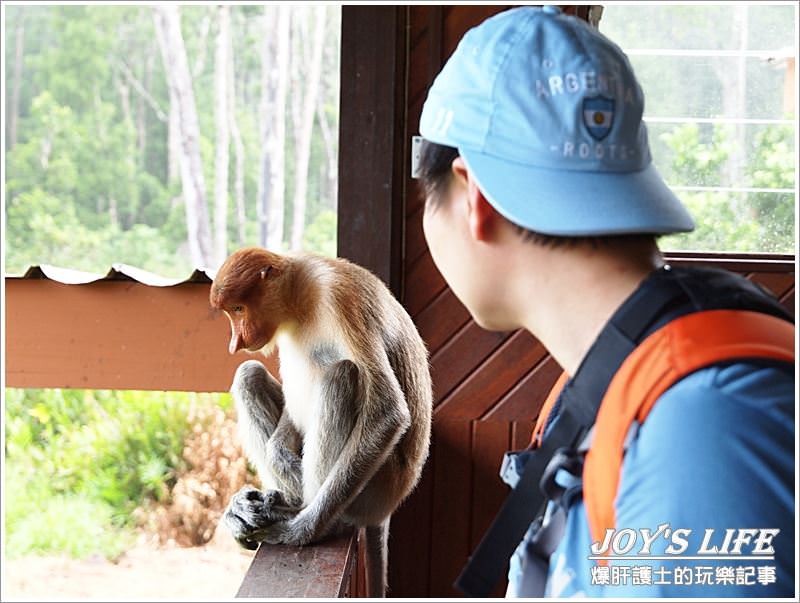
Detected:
[{"left": 231, "top": 305, "right": 245, "bottom": 314}]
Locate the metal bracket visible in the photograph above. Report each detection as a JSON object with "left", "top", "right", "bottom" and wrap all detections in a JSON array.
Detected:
[{"left": 410, "top": 135, "right": 423, "bottom": 179}]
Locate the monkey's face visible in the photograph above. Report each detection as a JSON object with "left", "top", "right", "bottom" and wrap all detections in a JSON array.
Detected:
[
  {"left": 223, "top": 303, "right": 276, "bottom": 354},
  {"left": 211, "top": 248, "right": 291, "bottom": 355}
]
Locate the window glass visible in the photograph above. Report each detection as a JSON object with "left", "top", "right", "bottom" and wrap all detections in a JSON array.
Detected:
[{"left": 602, "top": 4, "right": 796, "bottom": 253}]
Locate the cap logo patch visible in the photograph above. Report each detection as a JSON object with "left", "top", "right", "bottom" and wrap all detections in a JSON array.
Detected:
[{"left": 583, "top": 95, "right": 615, "bottom": 141}]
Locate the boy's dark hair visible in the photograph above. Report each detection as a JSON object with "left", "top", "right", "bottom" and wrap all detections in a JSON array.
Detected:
[{"left": 417, "top": 138, "right": 656, "bottom": 249}]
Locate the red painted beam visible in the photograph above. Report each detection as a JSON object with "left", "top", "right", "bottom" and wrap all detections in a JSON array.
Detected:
[{"left": 4, "top": 278, "right": 279, "bottom": 392}]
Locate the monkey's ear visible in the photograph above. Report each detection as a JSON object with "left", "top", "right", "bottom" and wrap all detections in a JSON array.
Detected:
[{"left": 260, "top": 265, "right": 281, "bottom": 280}]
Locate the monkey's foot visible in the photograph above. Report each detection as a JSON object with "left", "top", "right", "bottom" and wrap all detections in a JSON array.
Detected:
[{"left": 224, "top": 486, "right": 299, "bottom": 550}]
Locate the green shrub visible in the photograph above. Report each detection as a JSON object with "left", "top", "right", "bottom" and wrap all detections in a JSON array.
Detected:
[
  {"left": 3, "top": 388, "right": 232, "bottom": 558},
  {"left": 4, "top": 461, "right": 132, "bottom": 559}
]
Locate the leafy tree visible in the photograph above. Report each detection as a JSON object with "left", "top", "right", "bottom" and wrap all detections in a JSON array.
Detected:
[
  {"left": 303, "top": 209, "right": 337, "bottom": 258},
  {"left": 661, "top": 123, "right": 794, "bottom": 253},
  {"left": 747, "top": 124, "right": 795, "bottom": 252}
]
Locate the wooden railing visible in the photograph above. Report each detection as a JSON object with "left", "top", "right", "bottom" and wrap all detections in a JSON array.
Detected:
[{"left": 236, "top": 530, "right": 359, "bottom": 598}]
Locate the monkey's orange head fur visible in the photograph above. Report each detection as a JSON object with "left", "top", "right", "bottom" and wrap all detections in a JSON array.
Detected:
[{"left": 210, "top": 247, "right": 292, "bottom": 354}]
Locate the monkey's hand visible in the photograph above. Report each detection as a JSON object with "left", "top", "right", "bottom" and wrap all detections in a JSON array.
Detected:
[
  {"left": 223, "top": 486, "right": 299, "bottom": 550},
  {"left": 255, "top": 513, "right": 317, "bottom": 546}
]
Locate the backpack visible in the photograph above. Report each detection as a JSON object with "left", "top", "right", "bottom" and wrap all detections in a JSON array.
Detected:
[
  {"left": 456, "top": 265, "right": 794, "bottom": 597},
  {"left": 532, "top": 308, "right": 794, "bottom": 565}
]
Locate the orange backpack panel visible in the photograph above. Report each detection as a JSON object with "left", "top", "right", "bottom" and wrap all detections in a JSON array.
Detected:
[{"left": 533, "top": 310, "right": 795, "bottom": 564}]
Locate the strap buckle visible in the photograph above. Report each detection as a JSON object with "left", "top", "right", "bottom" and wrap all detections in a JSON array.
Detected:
[
  {"left": 539, "top": 446, "right": 584, "bottom": 508},
  {"left": 499, "top": 448, "right": 537, "bottom": 489}
]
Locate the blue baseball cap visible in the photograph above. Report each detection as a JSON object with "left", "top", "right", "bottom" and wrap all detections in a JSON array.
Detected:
[{"left": 419, "top": 6, "right": 695, "bottom": 236}]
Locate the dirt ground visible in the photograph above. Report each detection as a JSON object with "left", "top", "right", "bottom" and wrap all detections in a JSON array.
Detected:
[{"left": 3, "top": 536, "right": 256, "bottom": 601}]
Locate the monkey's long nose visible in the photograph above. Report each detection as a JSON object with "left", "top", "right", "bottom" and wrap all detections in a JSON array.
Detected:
[{"left": 229, "top": 330, "right": 244, "bottom": 354}]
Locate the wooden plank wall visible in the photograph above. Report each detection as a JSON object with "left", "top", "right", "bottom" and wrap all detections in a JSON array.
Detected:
[{"left": 386, "top": 5, "right": 796, "bottom": 598}]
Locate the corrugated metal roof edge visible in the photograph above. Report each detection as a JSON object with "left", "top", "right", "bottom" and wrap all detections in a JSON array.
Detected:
[
  {"left": 5, "top": 253, "right": 796, "bottom": 286},
  {"left": 6, "top": 263, "right": 216, "bottom": 287}
]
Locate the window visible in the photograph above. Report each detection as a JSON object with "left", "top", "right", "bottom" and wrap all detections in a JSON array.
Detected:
[
  {"left": 4, "top": 6, "right": 340, "bottom": 277},
  {"left": 3, "top": 7, "right": 341, "bottom": 595},
  {"left": 601, "top": 4, "right": 796, "bottom": 253}
]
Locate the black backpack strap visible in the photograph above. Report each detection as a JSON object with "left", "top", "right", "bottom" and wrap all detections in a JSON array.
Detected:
[{"left": 454, "top": 265, "right": 792, "bottom": 597}]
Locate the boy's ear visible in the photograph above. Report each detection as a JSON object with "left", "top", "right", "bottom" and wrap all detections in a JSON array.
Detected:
[{"left": 451, "top": 157, "right": 500, "bottom": 243}]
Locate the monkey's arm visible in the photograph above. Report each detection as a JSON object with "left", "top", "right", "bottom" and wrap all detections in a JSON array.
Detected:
[
  {"left": 258, "top": 363, "right": 411, "bottom": 545},
  {"left": 265, "top": 412, "right": 304, "bottom": 505},
  {"left": 225, "top": 413, "right": 305, "bottom": 549},
  {"left": 225, "top": 361, "right": 306, "bottom": 549},
  {"left": 230, "top": 359, "right": 304, "bottom": 505}
]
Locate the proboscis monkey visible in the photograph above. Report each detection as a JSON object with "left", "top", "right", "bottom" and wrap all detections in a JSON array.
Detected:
[{"left": 210, "top": 247, "right": 432, "bottom": 597}]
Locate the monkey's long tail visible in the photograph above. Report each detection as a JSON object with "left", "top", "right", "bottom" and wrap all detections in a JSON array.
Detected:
[{"left": 363, "top": 519, "right": 390, "bottom": 597}]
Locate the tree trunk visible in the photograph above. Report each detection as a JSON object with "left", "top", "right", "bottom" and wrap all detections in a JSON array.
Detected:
[
  {"left": 114, "top": 56, "right": 167, "bottom": 122},
  {"left": 729, "top": 5, "right": 747, "bottom": 189},
  {"left": 110, "top": 197, "right": 120, "bottom": 230},
  {"left": 8, "top": 18, "right": 25, "bottom": 150},
  {"left": 137, "top": 53, "right": 154, "bottom": 162},
  {"left": 213, "top": 5, "right": 231, "bottom": 267},
  {"left": 290, "top": 6, "right": 326, "bottom": 251},
  {"left": 256, "top": 7, "right": 275, "bottom": 249},
  {"left": 266, "top": 5, "right": 290, "bottom": 250},
  {"left": 316, "top": 95, "right": 337, "bottom": 208},
  {"left": 192, "top": 11, "right": 212, "bottom": 78},
  {"left": 167, "top": 90, "right": 180, "bottom": 183},
  {"left": 114, "top": 73, "right": 136, "bottom": 227},
  {"left": 227, "top": 9, "right": 246, "bottom": 246},
  {"left": 153, "top": 5, "right": 213, "bottom": 269},
  {"left": 711, "top": 5, "right": 747, "bottom": 190},
  {"left": 116, "top": 77, "right": 133, "bottom": 130}
]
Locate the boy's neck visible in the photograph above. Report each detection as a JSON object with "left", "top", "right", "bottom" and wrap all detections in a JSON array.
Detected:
[{"left": 516, "top": 240, "right": 664, "bottom": 376}]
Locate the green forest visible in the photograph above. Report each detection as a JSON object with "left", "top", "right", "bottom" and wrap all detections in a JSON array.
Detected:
[
  {"left": 4, "top": 5, "right": 340, "bottom": 277},
  {"left": 3, "top": 5, "right": 796, "bottom": 280}
]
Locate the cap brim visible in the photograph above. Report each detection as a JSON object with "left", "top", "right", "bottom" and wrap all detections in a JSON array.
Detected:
[{"left": 460, "top": 149, "right": 695, "bottom": 237}]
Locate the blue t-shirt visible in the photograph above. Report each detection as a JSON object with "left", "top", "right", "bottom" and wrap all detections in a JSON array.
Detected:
[{"left": 507, "top": 361, "right": 795, "bottom": 598}]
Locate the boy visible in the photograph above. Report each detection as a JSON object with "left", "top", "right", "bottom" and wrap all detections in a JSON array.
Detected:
[{"left": 416, "top": 6, "right": 794, "bottom": 598}]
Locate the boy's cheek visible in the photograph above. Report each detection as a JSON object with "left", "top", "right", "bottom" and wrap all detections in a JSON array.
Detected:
[{"left": 422, "top": 209, "right": 444, "bottom": 259}]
